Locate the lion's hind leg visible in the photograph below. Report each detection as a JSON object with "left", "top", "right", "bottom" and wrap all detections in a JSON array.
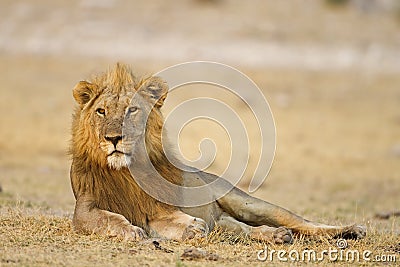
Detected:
[
  {"left": 217, "top": 186, "right": 366, "bottom": 240},
  {"left": 216, "top": 213, "right": 293, "bottom": 244}
]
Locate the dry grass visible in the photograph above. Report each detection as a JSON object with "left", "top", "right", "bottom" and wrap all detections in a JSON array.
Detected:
[{"left": 0, "top": 204, "right": 398, "bottom": 266}]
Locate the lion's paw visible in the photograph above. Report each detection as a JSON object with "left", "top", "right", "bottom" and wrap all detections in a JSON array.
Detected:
[
  {"left": 182, "top": 217, "right": 209, "bottom": 240},
  {"left": 340, "top": 224, "right": 366, "bottom": 240},
  {"left": 108, "top": 224, "right": 147, "bottom": 241},
  {"left": 125, "top": 225, "right": 148, "bottom": 241},
  {"left": 273, "top": 227, "right": 293, "bottom": 244}
]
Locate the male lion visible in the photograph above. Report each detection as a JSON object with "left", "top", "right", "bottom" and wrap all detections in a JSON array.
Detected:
[{"left": 70, "top": 63, "right": 366, "bottom": 244}]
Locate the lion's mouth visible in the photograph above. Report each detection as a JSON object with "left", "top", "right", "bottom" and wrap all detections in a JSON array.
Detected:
[{"left": 108, "top": 150, "right": 131, "bottom": 157}]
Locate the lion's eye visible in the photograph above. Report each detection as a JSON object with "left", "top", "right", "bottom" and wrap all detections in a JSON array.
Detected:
[
  {"left": 96, "top": 108, "right": 106, "bottom": 116},
  {"left": 128, "top": 107, "right": 139, "bottom": 114}
]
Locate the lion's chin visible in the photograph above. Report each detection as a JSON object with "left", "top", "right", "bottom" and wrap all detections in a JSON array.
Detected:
[{"left": 107, "top": 153, "right": 131, "bottom": 170}]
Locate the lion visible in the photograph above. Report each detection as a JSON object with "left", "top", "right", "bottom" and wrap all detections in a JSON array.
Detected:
[{"left": 70, "top": 63, "right": 366, "bottom": 244}]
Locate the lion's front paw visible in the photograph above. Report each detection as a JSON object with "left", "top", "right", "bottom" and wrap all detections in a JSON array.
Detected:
[
  {"left": 340, "top": 224, "right": 366, "bottom": 240},
  {"left": 108, "top": 224, "right": 147, "bottom": 241},
  {"left": 124, "top": 225, "right": 148, "bottom": 241},
  {"left": 273, "top": 227, "right": 293, "bottom": 244},
  {"left": 182, "top": 217, "right": 209, "bottom": 240}
]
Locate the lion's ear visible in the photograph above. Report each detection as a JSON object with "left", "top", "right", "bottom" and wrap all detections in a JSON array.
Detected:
[
  {"left": 138, "top": 77, "right": 168, "bottom": 108},
  {"left": 73, "top": 81, "right": 97, "bottom": 106}
]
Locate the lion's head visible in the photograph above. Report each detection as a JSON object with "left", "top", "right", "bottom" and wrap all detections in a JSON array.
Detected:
[{"left": 71, "top": 63, "right": 168, "bottom": 170}]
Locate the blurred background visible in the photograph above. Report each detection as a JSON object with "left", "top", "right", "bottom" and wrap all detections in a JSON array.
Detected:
[{"left": 0, "top": 0, "right": 399, "bottom": 222}]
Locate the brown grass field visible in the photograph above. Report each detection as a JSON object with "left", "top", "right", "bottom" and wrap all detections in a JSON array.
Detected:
[{"left": 0, "top": 1, "right": 399, "bottom": 266}]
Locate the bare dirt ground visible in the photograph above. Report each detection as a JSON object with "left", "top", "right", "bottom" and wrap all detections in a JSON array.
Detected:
[{"left": 0, "top": 0, "right": 399, "bottom": 266}]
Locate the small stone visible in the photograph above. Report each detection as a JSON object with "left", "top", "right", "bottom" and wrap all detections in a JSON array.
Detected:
[
  {"left": 128, "top": 249, "right": 138, "bottom": 254},
  {"left": 181, "top": 248, "right": 219, "bottom": 261},
  {"left": 375, "top": 211, "right": 400, "bottom": 220}
]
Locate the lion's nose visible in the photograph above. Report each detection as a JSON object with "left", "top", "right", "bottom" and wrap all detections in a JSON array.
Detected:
[{"left": 105, "top": 135, "right": 123, "bottom": 148}]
